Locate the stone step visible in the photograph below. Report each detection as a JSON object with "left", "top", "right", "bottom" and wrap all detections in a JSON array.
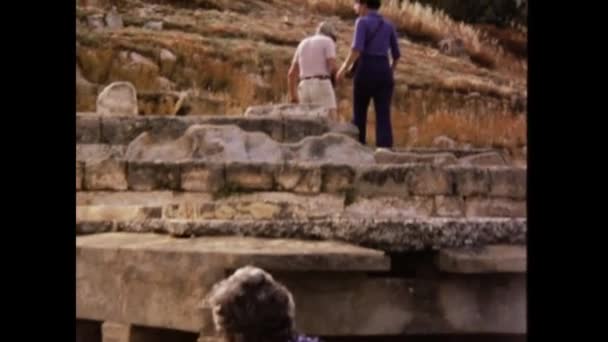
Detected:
[
  {"left": 77, "top": 113, "right": 329, "bottom": 144},
  {"left": 77, "top": 161, "right": 526, "bottom": 217},
  {"left": 77, "top": 233, "right": 526, "bottom": 335},
  {"left": 76, "top": 217, "right": 526, "bottom": 253}
]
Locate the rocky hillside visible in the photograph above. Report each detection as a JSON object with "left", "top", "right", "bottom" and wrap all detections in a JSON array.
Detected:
[{"left": 76, "top": 0, "right": 527, "bottom": 151}]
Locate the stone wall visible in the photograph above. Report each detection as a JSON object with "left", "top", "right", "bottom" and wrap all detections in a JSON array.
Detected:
[{"left": 77, "top": 160, "right": 526, "bottom": 219}]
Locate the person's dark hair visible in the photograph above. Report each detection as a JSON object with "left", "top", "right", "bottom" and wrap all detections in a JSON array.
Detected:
[
  {"left": 206, "top": 266, "right": 296, "bottom": 342},
  {"left": 356, "top": 0, "right": 381, "bottom": 10}
]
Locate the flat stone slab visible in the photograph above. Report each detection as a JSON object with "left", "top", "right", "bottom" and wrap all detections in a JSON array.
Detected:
[
  {"left": 437, "top": 245, "right": 527, "bottom": 273},
  {"left": 77, "top": 233, "right": 390, "bottom": 272},
  {"left": 76, "top": 113, "right": 328, "bottom": 144},
  {"left": 77, "top": 233, "right": 525, "bottom": 335},
  {"left": 76, "top": 218, "right": 526, "bottom": 252}
]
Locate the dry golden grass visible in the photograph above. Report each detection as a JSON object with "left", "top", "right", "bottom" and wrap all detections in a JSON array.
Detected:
[{"left": 307, "top": 0, "right": 516, "bottom": 70}]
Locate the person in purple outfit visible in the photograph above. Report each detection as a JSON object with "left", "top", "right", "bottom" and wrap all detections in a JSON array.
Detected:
[
  {"left": 206, "top": 266, "right": 322, "bottom": 342},
  {"left": 337, "top": 0, "right": 401, "bottom": 149}
]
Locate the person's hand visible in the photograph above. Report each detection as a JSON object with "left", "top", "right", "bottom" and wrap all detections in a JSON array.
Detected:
[{"left": 336, "top": 67, "right": 346, "bottom": 83}]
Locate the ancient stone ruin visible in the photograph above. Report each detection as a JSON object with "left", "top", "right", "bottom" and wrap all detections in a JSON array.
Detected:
[{"left": 76, "top": 102, "right": 526, "bottom": 342}]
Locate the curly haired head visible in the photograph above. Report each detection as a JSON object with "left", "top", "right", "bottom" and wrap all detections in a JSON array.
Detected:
[{"left": 206, "top": 266, "right": 296, "bottom": 342}]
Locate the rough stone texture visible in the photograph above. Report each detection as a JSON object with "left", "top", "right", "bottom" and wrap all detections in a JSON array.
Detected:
[
  {"left": 102, "top": 322, "right": 130, "bottom": 342},
  {"left": 408, "top": 165, "right": 453, "bottom": 195},
  {"left": 328, "top": 121, "right": 359, "bottom": 141},
  {"left": 77, "top": 234, "right": 389, "bottom": 333},
  {"left": 345, "top": 196, "right": 434, "bottom": 218},
  {"left": 225, "top": 162, "right": 276, "bottom": 191},
  {"left": 438, "top": 245, "right": 527, "bottom": 273},
  {"left": 76, "top": 220, "right": 115, "bottom": 235},
  {"left": 76, "top": 115, "right": 101, "bottom": 144},
  {"left": 283, "top": 117, "right": 329, "bottom": 143},
  {"left": 97, "top": 82, "right": 138, "bottom": 116},
  {"left": 84, "top": 158, "right": 128, "bottom": 190},
  {"left": 78, "top": 113, "right": 332, "bottom": 144},
  {"left": 275, "top": 163, "right": 322, "bottom": 193},
  {"left": 101, "top": 115, "right": 151, "bottom": 144},
  {"left": 84, "top": 217, "right": 528, "bottom": 252},
  {"left": 144, "top": 20, "right": 164, "bottom": 31},
  {"left": 321, "top": 164, "right": 356, "bottom": 193},
  {"left": 76, "top": 161, "right": 84, "bottom": 190},
  {"left": 180, "top": 162, "right": 225, "bottom": 193},
  {"left": 489, "top": 166, "right": 526, "bottom": 199},
  {"left": 127, "top": 162, "right": 180, "bottom": 191},
  {"left": 244, "top": 103, "right": 330, "bottom": 119},
  {"left": 78, "top": 234, "right": 524, "bottom": 334},
  {"left": 375, "top": 150, "right": 458, "bottom": 165},
  {"left": 77, "top": 205, "right": 162, "bottom": 221},
  {"left": 126, "top": 125, "right": 284, "bottom": 163},
  {"left": 459, "top": 152, "right": 506, "bottom": 166},
  {"left": 355, "top": 165, "right": 410, "bottom": 196},
  {"left": 77, "top": 144, "right": 126, "bottom": 161},
  {"left": 393, "top": 147, "right": 497, "bottom": 158},
  {"left": 449, "top": 166, "right": 490, "bottom": 196},
  {"left": 466, "top": 198, "right": 526, "bottom": 218},
  {"left": 77, "top": 191, "right": 213, "bottom": 206},
  {"left": 279, "top": 273, "right": 526, "bottom": 335},
  {"left": 285, "top": 133, "right": 375, "bottom": 165},
  {"left": 163, "top": 192, "right": 344, "bottom": 221},
  {"left": 434, "top": 196, "right": 465, "bottom": 217}
]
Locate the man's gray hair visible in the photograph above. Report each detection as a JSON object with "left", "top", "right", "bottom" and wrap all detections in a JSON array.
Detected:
[
  {"left": 206, "top": 266, "right": 296, "bottom": 341},
  {"left": 316, "top": 21, "right": 337, "bottom": 40}
]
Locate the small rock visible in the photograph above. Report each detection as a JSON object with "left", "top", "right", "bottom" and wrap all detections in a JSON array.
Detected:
[
  {"left": 432, "top": 135, "right": 457, "bottom": 149},
  {"left": 144, "top": 20, "right": 164, "bottom": 31},
  {"left": 96, "top": 81, "right": 138, "bottom": 116},
  {"left": 87, "top": 14, "right": 105, "bottom": 30},
  {"left": 105, "top": 6, "right": 123, "bottom": 29},
  {"left": 438, "top": 37, "right": 466, "bottom": 57},
  {"left": 159, "top": 49, "right": 177, "bottom": 76}
]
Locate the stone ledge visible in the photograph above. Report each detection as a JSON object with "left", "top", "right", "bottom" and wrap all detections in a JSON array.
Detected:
[
  {"left": 76, "top": 113, "right": 329, "bottom": 144},
  {"left": 76, "top": 218, "right": 526, "bottom": 252}
]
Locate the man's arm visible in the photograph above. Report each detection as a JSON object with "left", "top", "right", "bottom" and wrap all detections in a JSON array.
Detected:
[
  {"left": 287, "top": 46, "right": 301, "bottom": 103},
  {"left": 336, "top": 18, "right": 364, "bottom": 81}
]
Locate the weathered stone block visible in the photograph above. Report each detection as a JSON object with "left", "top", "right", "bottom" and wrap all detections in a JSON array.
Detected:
[
  {"left": 101, "top": 116, "right": 149, "bottom": 144},
  {"left": 275, "top": 163, "right": 322, "bottom": 193},
  {"left": 321, "top": 164, "right": 356, "bottom": 193},
  {"left": 449, "top": 166, "right": 490, "bottom": 196},
  {"left": 465, "top": 198, "right": 526, "bottom": 217},
  {"left": 164, "top": 203, "right": 200, "bottom": 220},
  {"left": 437, "top": 245, "right": 527, "bottom": 274},
  {"left": 225, "top": 163, "right": 276, "bottom": 191},
  {"left": 283, "top": 117, "right": 328, "bottom": 142},
  {"left": 489, "top": 167, "right": 526, "bottom": 199},
  {"left": 76, "top": 161, "right": 84, "bottom": 190},
  {"left": 84, "top": 158, "right": 128, "bottom": 190},
  {"left": 408, "top": 165, "right": 453, "bottom": 195},
  {"left": 127, "top": 162, "right": 180, "bottom": 191},
  {"left": 434, "top": 196, "right": 465, "bottom": 217},
  {"left": 76, "top": 114, "right": 101, "bottom": 143},
  {"left": 77, "top": 205, "right": 162, "bottom": 221},
  {"left": 355, "top": 165, "right": 410, "bottom": 196},
  {"left": 181, "top": 163, "right": 225, "bottom": 193},
  {"left": 345, "top": 196, "right": 434, "bottom": 218}
]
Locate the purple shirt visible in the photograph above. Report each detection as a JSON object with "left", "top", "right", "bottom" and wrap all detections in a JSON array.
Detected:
[{"left": 351, "top": 10, "right": 401, "bottom": 60}]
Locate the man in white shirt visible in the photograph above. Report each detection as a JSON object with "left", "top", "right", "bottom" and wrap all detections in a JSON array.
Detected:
[{"left": 287, "top": 22, "right": 338, "bottom": 120}]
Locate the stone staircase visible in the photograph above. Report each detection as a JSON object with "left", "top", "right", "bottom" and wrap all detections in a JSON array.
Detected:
[{"left": 76, "top": 106, "right": 526, "bottom": 342}]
